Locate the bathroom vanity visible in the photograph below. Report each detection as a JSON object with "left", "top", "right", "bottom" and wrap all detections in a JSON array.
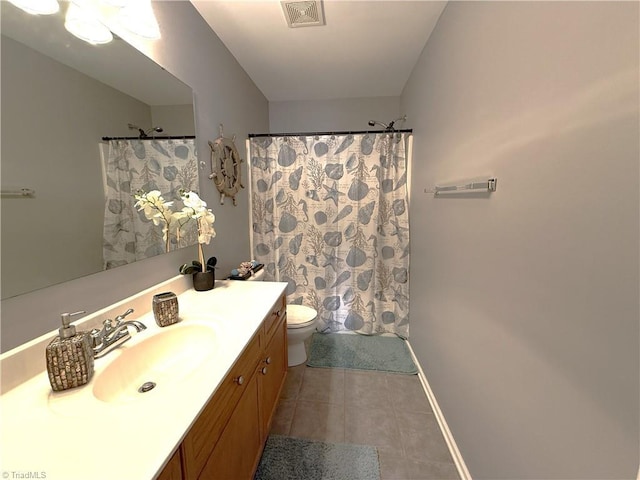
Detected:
[
  {"left": 167, "top": 292, "right": 287, "bottom": 479},
  {"left": 0, "top": 277, "right": 288, "bottom": 479}
]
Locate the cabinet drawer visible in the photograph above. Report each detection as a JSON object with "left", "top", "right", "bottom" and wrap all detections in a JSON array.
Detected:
[
  {"left": 263, "top": 294, "right": 286, "bottom": 342},
  {"left": 182, "top": 330, "right": 262, "bottom": 479}
]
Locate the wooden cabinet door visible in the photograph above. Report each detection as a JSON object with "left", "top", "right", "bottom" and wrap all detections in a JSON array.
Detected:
[
  {"left": 198, "top": 374, "right": 262, "bottom": 480},
  {"left": 259, "top": 317, "right": 288, "bottom": 440},
  {"left": 156, "top": 448, "right": 183, "bottom": 480},
  {"left": 182, "top": 332, "right": 262, "bottom": 479}
]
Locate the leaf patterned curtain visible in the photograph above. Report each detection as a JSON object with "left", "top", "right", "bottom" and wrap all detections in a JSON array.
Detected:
[
  {"left": 249, "top": 133, "right": 411, "bottom": 338},
  {"left": 102, "top": 138, "right": 199, "bottom": 269}
]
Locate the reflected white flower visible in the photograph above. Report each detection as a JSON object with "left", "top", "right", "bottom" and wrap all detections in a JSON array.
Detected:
[
  {"left": 134, "top": 190, "right": 175, "bottom": 241},
  {"left": 133, "top": 189, "right": 216, "bottom": 264}
]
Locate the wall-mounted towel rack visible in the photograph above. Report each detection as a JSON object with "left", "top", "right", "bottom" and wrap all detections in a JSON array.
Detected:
[
  {"left": 425, "top": 178, "right": 497, "bottom": 195},
  {"left": 1, "top": 188, "right": 35, "bottom": 197}
]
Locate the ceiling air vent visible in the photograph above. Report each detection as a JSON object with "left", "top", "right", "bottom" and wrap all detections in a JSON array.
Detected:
[{"left": 281, "top": 1, "right": 325, "bottom": 28}]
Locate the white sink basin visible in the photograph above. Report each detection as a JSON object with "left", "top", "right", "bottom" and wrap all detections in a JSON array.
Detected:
[{"left": 92, "top": 323, "right": 217, "bottom": 404}]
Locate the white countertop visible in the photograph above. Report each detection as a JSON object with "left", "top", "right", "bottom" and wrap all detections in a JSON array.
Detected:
[{"left": 0, "top": 278, "right": 287, "bottom": 480}]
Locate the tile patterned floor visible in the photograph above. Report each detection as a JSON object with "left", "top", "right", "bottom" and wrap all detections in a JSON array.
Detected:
[{"left": 270, "top": 363, "right": 460, "bottom": 480}]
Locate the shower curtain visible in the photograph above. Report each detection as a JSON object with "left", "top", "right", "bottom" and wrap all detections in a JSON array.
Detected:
[
  {"left": 249, "top": 132, "right": 411, "bottom": 337},
  {"left": 102, "top": 138, "right": 198, "bottom": 269}
]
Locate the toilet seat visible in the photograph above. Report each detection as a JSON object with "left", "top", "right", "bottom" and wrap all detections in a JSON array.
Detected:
[{"left": 286, "top": 305, "right": 317, "bottom": 330}]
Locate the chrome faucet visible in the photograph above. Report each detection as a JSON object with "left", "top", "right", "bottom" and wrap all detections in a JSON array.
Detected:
[{"left": 90, "top": 308, "right": 147, "bottom": 358}]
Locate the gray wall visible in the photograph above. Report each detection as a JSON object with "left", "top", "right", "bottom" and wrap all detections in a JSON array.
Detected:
[
  {"left": 151, "top": 104, "right": 195, "bottom": 136},
  {"left": 402, "top": 2, "right": 639, "bottom": 478},
  {"left": 269, "top": 96, "right": 400, "bottom": 133},
  {"left": 1, "top": 1, "right": 268, "bottom": 351}
]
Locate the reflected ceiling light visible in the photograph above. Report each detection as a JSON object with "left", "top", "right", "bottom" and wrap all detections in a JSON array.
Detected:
[
  {"left": 8, "top": 0, "right": 59, "bottom": 15},
  {"left": 100, "top": 0, "right": 129, "bottom": 6},
  {"left": 118, "top": 0, "right": 160, "bottom": 39},
  {"left": 64, "top": 1, "right": 114, "bottom": 45}
]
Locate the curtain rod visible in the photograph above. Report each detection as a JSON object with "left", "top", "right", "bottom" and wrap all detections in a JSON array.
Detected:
[
  {"left": 101, "top": 135, "right": 196, "bottom": 141},
  {"left": 248, "top": 129, "right": 412, "bottom": 138}
]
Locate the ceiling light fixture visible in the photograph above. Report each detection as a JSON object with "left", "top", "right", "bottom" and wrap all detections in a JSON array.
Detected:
[
  {"left": 7, "top": 0, "right": 59, "bottom": 15},
  {"left": 10, "top": 0, "right": 161, "bottom": 46},
  {"left": 117, "top": 0, "right": 160, "bottom": 39},
  {"left": 99, "top": 0, "right": 129, "bottom": 6},
  {"left": 64, "top": 1, "right": 114, "bottom": 45}
]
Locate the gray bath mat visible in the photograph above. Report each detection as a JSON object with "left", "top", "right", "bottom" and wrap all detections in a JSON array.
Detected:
[
  {"left": 254, "top": 435, "right": 380, "bottom": 480},
  {"left": 307, "top": 333, "right": 418, "bottom": 374}
]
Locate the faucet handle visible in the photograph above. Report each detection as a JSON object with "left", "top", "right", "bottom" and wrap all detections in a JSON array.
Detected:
[
  {"left": 90, "top": 328, "right": 103, "bottom": 348},
  {"left": 114, "top": 308, "right": 134, "bottom": 324},
  {"left": 102, "top": 319, "right": 114, "bottom": 332}
]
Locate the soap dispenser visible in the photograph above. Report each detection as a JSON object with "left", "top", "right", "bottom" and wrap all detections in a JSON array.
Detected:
[{"left": 46, "top": 311, "right": 94, "bottom": 392}]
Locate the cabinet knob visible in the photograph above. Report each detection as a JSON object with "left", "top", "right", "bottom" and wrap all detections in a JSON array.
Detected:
[
  {"left": 261, "top": 366, "right": 268, "bottom": 375},
  {"left": 234, "top": 375, "right": 245, "bottom": 385},
  {"left": 264, "top": 356, "right": 272, "bottom": 365},
  {"left": 275, "top": 309, "right": 282, "bottom": 317}
]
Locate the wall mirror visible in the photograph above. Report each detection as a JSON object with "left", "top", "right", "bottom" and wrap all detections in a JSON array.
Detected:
[{"left": 1, "top": 2, "right": 197, "bottom": 300}]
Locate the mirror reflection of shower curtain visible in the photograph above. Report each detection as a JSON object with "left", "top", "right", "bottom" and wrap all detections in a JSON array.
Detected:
[
  {"left": 101, "top": 138, "right": 199, "bottom": 269},
  {"left": 249, "top": 132, "right": 411, "bottom": 338}
]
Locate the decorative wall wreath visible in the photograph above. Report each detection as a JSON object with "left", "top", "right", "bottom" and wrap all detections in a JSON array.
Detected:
[{"left": 208, "top": 124, "right": 244, "bottom": 206}]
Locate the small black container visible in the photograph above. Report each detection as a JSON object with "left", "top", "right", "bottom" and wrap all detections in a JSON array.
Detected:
[{"left": 193, "top": 270, "right": 215, "bottom": 291}]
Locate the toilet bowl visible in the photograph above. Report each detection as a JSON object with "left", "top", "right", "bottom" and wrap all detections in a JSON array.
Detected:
[
  {"left": 285, "top": 304, "right": 317, "bottom": 366},
  {"left": 245, "top": 268, "right": 318, "bottom": 366}
]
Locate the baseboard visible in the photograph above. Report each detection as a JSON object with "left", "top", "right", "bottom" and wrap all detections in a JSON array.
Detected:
[{"left": 406, "top": 341, "right": 472, "bottom": 480}]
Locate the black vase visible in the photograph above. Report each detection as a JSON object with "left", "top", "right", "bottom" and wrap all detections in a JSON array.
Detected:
[{"left": 192, "top": 270, "right": 215, "bottom": 291}]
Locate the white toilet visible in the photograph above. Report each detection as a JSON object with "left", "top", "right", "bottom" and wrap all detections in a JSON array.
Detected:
[
  {"left": 285, "top": 304, "right": 318, "bottom": 366},
  {"left": 245, "top": 268, "right": 318, "bottom": 366}
]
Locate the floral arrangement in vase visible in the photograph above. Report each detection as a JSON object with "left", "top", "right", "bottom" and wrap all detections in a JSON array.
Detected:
[{"left": 134, "top": 189, "right": 217, "bottom": 290}]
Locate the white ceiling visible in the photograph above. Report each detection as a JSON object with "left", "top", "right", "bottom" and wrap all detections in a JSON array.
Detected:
[{"left": 191, "top": 0, "right": 447, "bottom": 102}]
